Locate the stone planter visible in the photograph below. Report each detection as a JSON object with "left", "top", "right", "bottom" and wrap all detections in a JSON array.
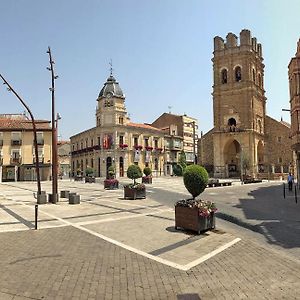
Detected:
[
  {"left": 37, "top": 191, "right": 47, "bottom": 204},
  {"left": 175, "top": 206, "right": 215, "bottom": 234},
  {"left": 69, "top": 193, "right": 80, "bottom": 204},
  {"left": 74, "top": 175, "right": 83, "bottom": 181},
  {"left": 104, "top": 179, "right": 119, "bottom": 190},
  {"left": 142, "top": 176, "right": 152, "bottom": 184},
  {"left": 124, "top": 186, "right": 146, "bottom": 200},
  {"left": 85, "top": 176, "right": 95, "bottom": 183},
  {"left": 60, "top": 190, "right": 70, "bottom": 198},
  {"left": 48, "top": 193, "right": 59, "bottom": 204}
]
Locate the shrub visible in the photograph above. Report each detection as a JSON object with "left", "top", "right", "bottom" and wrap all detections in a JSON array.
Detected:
[
  {"left": 108, "top": 166, "right": 115, "bottom": 179},
  {"left": 183, "top": 165, "right": 209, "bottom": 199},
  {"left": 127, "top": 164, "right": 142, "bottom": 184},
  {"left": 143, "top": 167, "right": 152, "bottom": 177},
  {"left": 85, "top": 167, "right": 94, "bottom": 177},
  {"left": 173, "top": 164, "right": 183, "bottom": 176},
  {"left": 178, "top": 150, "right": 187, "bottom": 170}
]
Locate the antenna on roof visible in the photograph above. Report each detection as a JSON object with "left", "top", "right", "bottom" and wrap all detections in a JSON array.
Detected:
[
  {"left": 168, "top": 106, "right": 172, "bottom": 113},
  {"left": 109, "top": 59, "right": 114, "bottom": 76}
]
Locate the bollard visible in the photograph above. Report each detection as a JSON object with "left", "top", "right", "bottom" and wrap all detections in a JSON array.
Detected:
[
  {"left": 295, "top": 185, "right": 298, "bottom": 204},
  {"left": 283, "top": 183, "right": 286, "bottom": 199},
  {"left": 35, "top": 204, "right": 38, "bottom": 230}
]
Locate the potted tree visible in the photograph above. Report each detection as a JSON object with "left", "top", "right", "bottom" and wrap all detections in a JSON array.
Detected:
[
  {"left": 142, "top": 167, "right": 152, "bottom": 184},
  {"left": 104, "top": 166, "right": 119, "bottom": 189},
  {"left": 124, "top": 164, "right": 146, "bottom": 199},
  {"left": 85, "top": 167, "right": 95, "bottom": 183},
  {"left": 175, "top": 165, "right": 217, "bottom": 234}
]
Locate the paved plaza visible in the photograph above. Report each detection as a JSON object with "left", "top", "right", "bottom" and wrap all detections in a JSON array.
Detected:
[{"left": 0, "top": 178, "right": 300, "bottom": 299}]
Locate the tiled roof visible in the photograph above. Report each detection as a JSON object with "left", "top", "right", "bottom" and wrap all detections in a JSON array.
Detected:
[
  {"left": 127, "top": 122, "right": 163, "bottom": 132},
  {"left": 0, "top": 118, "right": 51, "bottom": 130}
]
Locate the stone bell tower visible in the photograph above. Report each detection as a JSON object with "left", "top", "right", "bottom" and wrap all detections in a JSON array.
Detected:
[{"left": 212, "top": 29, "right": 266, "bottom": 178}]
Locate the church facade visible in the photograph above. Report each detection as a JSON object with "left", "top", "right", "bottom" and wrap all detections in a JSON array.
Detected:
[{"left": 199, "top": 29, "right": 293, "bottom": 179}]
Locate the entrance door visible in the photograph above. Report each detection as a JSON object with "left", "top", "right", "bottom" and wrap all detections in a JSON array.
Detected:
[
  {"left": 98, "top": 158, "right": 101, "bottom": 177},
  {"left": 106, "top": 157, "right": 112, "bottom": 179},
  {"left": 119, "top": 157, "right": 124, "bottom": 177}
]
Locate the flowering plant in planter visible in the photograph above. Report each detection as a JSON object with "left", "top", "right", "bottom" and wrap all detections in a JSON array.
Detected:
[
  {"left": 134, "top": 145, "right": 143, "bottom": 150},
  {"left": 119, "top": 143, "right": 128, "bottom": 149},
  {"left": 124, "top": 164, "right": 146, "bottom": 199},
  {"left": 145, "top": 146, "right": 153, "bottom": 151},
  {"left": 142, "top": 167, "right": 152, "bottom": 184},
  {"left": 175, "top": 164, "right": 216, "bottom": 234},
  {"left": 104, "top": 166, "right": 119, "bottom": 189}
]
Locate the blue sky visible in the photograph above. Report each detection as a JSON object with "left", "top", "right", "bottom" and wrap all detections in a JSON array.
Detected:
[{"left": 0, "top": 1, "right": 300, "bottom": 140}]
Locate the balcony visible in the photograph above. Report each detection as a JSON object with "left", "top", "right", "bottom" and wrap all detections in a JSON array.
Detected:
[
  {"left": 33, "top": 157, "right": 44, "bottom": 164},
  {"left": 10, "top": 157, "right": 21, "bottom": 165},
  {"left": 11, "top": 140, "right": 22, "bottom": 146}
]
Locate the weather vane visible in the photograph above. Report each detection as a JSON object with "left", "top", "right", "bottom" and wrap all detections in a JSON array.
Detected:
[{"left": 109, "top": 59, "right": 114, "bottom": 76}]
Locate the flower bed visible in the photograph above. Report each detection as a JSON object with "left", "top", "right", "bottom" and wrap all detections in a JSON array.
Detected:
[
  {"left": 124, "top": 183, "right": 146, "bottom": 199},
  {"left": 104, "top": 178, "right": 119, "bottom": 189}
]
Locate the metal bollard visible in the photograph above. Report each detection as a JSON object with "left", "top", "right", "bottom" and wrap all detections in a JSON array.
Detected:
[
  {"left": 35, "top": 204, "right": 38, "bottom": 230},
  {"left": 295, "top": 185, "right": 298, "bottom": 204},
  {"left": 283, "top": 183, "right": 286, "bottom": 199}
]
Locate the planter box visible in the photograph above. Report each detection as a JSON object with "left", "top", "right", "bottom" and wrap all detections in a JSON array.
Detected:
[
  {"left": 85, "top": 176, "right": 95, "bottom": 183},
  {"left": 175, "top": 206, "right": 215, "bottom": 234},
  {"left": 48, "top": 193, "right": 59, "bottom": 204},
  {"left": 124, "top": 186, "right": 146, "bottom": 200},
  {"left": 74, "top": 175, "right": 83, "bottom": 181},
  {"left": 142, "top": 176, "right": 152, "bottom": 184},
  {"left": 69, "top": 193, "right": 80, "bottom": 204},
  {"left": 104, "top": 179, "right": 119, "bottom": 190}
]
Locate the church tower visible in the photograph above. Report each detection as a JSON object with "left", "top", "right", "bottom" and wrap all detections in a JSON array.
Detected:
[
  {"left": 96, "top": 72, "right": 129, "bottom": 128},
  {"left": 212, "top": 29, "right": 266, "bottom": 178}
]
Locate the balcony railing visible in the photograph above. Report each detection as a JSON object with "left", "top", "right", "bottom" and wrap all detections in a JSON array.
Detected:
[
  {"left": 10, "top": 157, "right": 21, "bottom": 164},
  {"left": 33, "top": 157, "right": 44, "bottom": 164},
  {"left": 37, "top": 139, "right": 44, "bottom": 145},
  {"left": 11, "top": 140, "right": 22, "bottom": 146}
]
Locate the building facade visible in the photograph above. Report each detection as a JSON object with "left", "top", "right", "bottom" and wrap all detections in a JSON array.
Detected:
[
  {"left": 0, "top": 114, "right": 52, "bottom": 182},
  {"left": 151, "top": 113, "right": 198, "bottom": 164},
  {"left": 289, "top": 39, "right": 300, "bottom": 179},
  {"left": 70, "top": 74, "right": 165, "bottom": 178},
  {"left": 199, "top": 29, "right": 293, "bottom": 178},
  {"left": 57, "top": 141, "right": 71, "bottom": 178}
]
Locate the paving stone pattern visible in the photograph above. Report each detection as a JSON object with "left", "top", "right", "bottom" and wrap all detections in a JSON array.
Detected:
[{"left": 0, "top": 226, "right": 299, "bottom": 300}]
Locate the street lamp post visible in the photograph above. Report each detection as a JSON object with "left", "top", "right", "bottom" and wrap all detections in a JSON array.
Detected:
[
  {"left": 0, "top": 74, "right": 42, "bottom": 199},
  {"left": 47, "top": 47, "right": 59, "bottom": 204}
]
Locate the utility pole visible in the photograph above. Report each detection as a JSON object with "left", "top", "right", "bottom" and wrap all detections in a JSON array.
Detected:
[
  {"left": 47, "top": 47, "right": 59, "bottom": 204},
  {"left": 0, "top": 74, "right": 42, "bottom": 198}
]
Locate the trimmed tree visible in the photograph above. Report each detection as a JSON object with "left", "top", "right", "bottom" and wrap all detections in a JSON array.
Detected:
[
  {"left": 143, "top": 167, "right": 152, "bottom": 177},
  {"left": 178, "top": 150, "right": 187, "bottom": 170},
  {"left": 127, "top": 164, "right": 142, "bottom": 185},
  {"left": 183, "top": 164, "right": 209, "bottom": 199}
]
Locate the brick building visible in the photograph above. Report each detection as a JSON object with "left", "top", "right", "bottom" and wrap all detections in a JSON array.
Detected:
[{"left": 199, "top": 29, "right": 293, "bottom": 178}]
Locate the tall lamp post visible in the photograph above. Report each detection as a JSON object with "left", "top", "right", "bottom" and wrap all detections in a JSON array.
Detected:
[
  {"left": 0, "top": 74, "right": 42, "bottom": 199},
  {"left": 47, "top": 47, "right": 59, "bottom": 203}
]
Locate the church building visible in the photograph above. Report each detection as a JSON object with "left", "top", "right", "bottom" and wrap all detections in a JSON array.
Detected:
[{"left": 199, "top": 29, "right": 293, "bottom": 179}]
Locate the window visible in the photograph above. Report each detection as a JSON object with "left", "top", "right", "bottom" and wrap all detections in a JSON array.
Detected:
[
  {"left": 278, "top": 136, "right": 282, "bottom": 143},
  {"left": 91, "top": 139, "right": 94, "bottom": 147},
  {"left": 91, "top": 158, "right": 94, "bottom": 168},
  {"left": 11, "top": 132, "right": 22, "bottom": 145},
  {"left": 258, "top": 73, "right": 262, "bottom": 88},
  {"left": 86, "top": 158, "right": 88, "bottom": 167},
  {"left": 278, "top": 157, "right": 282, "bottom": 163},
  {"left": 119, "top": 117, "right": 124, "bottom": 125},
  {"left": 134, "top": 137, "right": 138, "bottom": 146},
  {"left": 36, "top": 132, "right": 44, "bottom": 145},
  {"left": 154, "top": 139, "right": 158, "bottom": 148},
  {"left": 252, "top": 69, "right": 256, "bottom": 83},
  {"left": 97, "top": 136, "right": 101, "bottom": 146},
  {"left": 81, "top": 142, "right": 83, "bottom": 149},
  {"left": 221, "top": 69, "right": 228, "bottom": 84},
  {"left": 144, "top": 138, "right": 149, "bottom": 147},
  {"left": 86, "top": 139, "right": 88, "bottom": 148},
  {"left": 11, "top": 149, "right": 21, "bottom": 163},
  {"left": 119, "top": 135, "right": 124, "bottom": 145},
  {"left": 235, "top": 66, "right": 242, "bottom": 82},
  {"left": 72, "top": 144, "right": 75, "bottom": 151}
]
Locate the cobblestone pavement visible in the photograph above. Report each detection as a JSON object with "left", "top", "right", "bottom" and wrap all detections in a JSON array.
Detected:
[{"left": 0, "top": 180, "right": 300, "bottom": 299}]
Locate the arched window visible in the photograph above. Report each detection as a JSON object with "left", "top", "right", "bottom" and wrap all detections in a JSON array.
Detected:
[
  {"left": 119, "top": 117, "right": 124, "bottom": 125},
  {"left": 252, "top": 69, "right": 256, "bottom": 83},
  {"left": 221, "top": 69, "right": 227, "bottom": 84},
  {"left": 228, "top": 118, "right": 237, "bottom": 132},
  {"left": 235, "top": 66, "right": 242, "bottom": 82}
]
